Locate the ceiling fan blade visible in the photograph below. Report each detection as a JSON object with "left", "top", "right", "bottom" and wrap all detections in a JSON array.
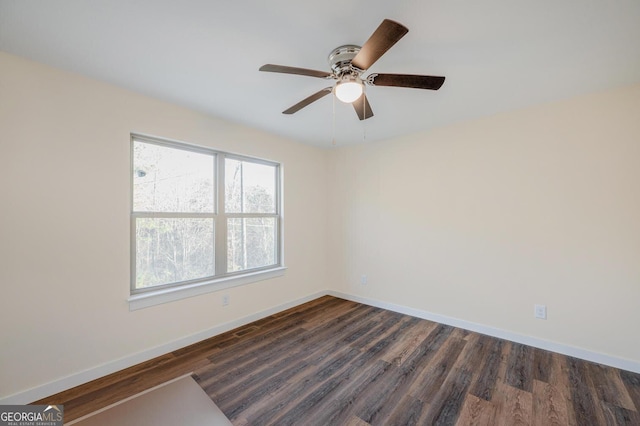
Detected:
[
  {"left": 351, "top": 19, "right": 409, "bottom": 71},
  {"left": 260, "top": 64, "right": 332, "bottom": 79},
  {"left": 352, "top": 93, "right": 374, "bottom": 120},
  {"left": 283, "top": 87, "right": 333, "bottom": 114},
  {"left": 368, "top": 73, "right": 445, "bottom": 90}
]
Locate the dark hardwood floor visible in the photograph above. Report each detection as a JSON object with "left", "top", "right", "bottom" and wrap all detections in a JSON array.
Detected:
[{"left": 37, "top": 296, "right": 640, "bottom": 425}]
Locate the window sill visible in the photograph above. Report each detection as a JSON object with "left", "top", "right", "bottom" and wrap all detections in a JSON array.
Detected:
[{"left": 128, "top": 266, "right": 287, "bottom": 311}]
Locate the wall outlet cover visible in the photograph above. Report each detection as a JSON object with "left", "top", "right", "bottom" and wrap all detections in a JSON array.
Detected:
[{"left": 534, "top": 304, "right": 547, "bottom": 320}]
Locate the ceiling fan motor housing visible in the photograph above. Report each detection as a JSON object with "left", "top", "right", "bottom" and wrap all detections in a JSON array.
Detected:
[{"left": 328, "top": 45, "right": 361, "bottom": 76}]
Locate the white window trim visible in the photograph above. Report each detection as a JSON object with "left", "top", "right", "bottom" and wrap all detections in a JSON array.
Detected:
[{"left": 128, "top": 266, "right": 287, "bottom": 311}]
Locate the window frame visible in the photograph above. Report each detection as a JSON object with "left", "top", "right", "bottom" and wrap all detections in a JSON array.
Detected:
[{"left": 129, "top": 134, "right": 284, "bottom": 310}]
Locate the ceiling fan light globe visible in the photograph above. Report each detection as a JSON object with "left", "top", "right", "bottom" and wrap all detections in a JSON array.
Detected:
[{"left": 335, "top": 81, "right": 363, "bottom": 103}]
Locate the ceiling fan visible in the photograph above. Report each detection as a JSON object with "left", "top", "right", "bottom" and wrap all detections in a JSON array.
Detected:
[{"left": 259, "top": 19, "right": 446, "bottom": 121}]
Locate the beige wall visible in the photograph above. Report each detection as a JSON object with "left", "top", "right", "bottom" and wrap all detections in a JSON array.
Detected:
[
  {"left": 2, "top": 48, "right": 639, "bottom": 401},
  {"left": 328, "top": 83, "right": 640, "bottom": 364},
  {"left": 0, "top": 52, "right": 328, "bottom": 399}
]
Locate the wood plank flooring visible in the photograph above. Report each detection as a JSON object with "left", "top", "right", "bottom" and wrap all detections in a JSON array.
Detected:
[{"left": 36, "top": 296, "right": 640, "bottom": 425}]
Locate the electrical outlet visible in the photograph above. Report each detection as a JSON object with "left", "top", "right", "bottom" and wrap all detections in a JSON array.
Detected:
[
  {"left": 534, "top": 304, "right": 547, "bottom": 320},
  {"left": 360, "top": 275, "right": 368, "bottom": 285},
  {"left": 222, "top": 294, "right": 230, "bottom": 306}
]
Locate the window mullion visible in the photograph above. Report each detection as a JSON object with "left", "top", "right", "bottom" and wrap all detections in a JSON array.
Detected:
[
  {"left": 132, "top": 212, "right": 215, "bottom": 219},
  {"left": 224, "top": 213, "right": 279, "bottom": 218},
  {"left": 215, "top": 154, "right": 227, "bottom": 275}
]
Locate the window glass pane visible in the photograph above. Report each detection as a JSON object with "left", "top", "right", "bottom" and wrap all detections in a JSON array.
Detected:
[
  {"left": 133, "top": 141, "right": 214, "bottom": 213},
  {"left": 225, "top": 159, "right": 276, "bottom": 213},
  {"left": 135, "top": 217, "right": 214, "bottom": 289},
  {"left": 227, "top": 217, "right": 276, "bottom": 272}
]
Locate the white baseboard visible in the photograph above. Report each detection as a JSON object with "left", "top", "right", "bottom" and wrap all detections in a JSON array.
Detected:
[
  {"left": 327, "top": 290, "right": 640, "bottom": 374},
  {"left": 0, "top": 291, "right": 326, "bottom": 405},
  {"left": 4, "top": 288, "right": 639, "bottom": 405}
]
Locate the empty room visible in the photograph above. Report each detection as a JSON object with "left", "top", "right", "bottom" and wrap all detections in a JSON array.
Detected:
[{"left": 1, "top": 1, "right": 639, "bottom": 425}]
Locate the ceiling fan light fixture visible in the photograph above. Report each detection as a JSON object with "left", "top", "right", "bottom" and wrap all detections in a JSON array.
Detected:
[{"left": 335, "top": 80, "right": 363, "bottom": 103}]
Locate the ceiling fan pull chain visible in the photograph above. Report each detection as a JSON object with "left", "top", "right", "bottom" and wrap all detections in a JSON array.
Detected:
[
  {"left": 362, "top": 86, "right": 367, "bottom": 143},
  {"left": 332, "top": 89, "right": 337, "bottom": 146}
]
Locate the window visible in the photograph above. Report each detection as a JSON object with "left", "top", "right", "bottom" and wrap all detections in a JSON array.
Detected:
[{"left": 130, "top": 135, "right": 282, "bottom": 306}]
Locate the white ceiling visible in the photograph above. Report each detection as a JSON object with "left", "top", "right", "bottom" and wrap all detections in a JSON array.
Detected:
[{"left": 2, "top": 0, "right": 640, "bottom": 147}]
